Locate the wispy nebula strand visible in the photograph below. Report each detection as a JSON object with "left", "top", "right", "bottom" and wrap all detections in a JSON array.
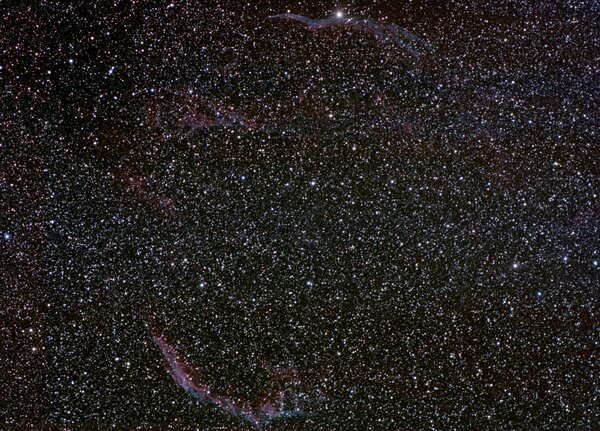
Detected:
[
  {"left": 152, "top": 332, "right": 308, "bottom": 429},
  {"left": 268, "top": 12, "right": 430, "bottom": 59}
]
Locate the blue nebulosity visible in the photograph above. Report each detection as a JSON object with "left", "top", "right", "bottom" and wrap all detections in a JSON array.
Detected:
[{"left": 1, "top": 1, "right": 598, "bottom": 430}]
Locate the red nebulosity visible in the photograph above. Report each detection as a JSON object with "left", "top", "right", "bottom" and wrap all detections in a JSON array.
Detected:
[
  {"left": 150, "top": 328, "right": 207, "bottom": 393},
  {"left": 150, "top": 329, "right": 312, "bottom": 429},
  {"left": 271, "top": 366, "right": 301, "bottom": 386},
  {"left": 178, "top": 99, "right": 217, "bottom": 130},
  {"left": 146, "top": 98, "right": 162, "bottom": 129},
  {"left": 113, "top": 170, "right": 175, "bottom": 215}
]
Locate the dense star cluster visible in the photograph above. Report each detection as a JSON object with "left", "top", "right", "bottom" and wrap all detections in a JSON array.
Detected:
[{"left": 1, "top": 0, "right": 598, "bottom": 430}]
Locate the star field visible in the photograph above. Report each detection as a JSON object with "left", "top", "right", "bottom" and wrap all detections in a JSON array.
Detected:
[{"left": 0, "top": 1, "right": 598, "bottom": 430}]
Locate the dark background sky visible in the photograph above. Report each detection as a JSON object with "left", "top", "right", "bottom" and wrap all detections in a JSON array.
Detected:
[{"left": 0, "top": 1, "right": 598, "bottom": 429}]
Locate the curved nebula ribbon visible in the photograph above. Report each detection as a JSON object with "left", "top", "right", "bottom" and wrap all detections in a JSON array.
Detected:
[
  {"left": 268, "top": 12, "right": 431, "bottom": 60},
  {"left": 152, "top": 332, "right": 308, "bottom": 429}
]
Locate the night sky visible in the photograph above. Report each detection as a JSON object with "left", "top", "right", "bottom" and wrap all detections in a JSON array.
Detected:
[{"left": 1, "top": 0, "right": 598, "bottom": 430}]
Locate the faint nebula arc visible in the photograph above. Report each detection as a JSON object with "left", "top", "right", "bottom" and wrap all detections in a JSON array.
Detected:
[
  {"left": 267, "top": 12, "right": 431, "bottom": 60},
  {"left": 152, "top": 331, "right": 308, "bottom": 429}
]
